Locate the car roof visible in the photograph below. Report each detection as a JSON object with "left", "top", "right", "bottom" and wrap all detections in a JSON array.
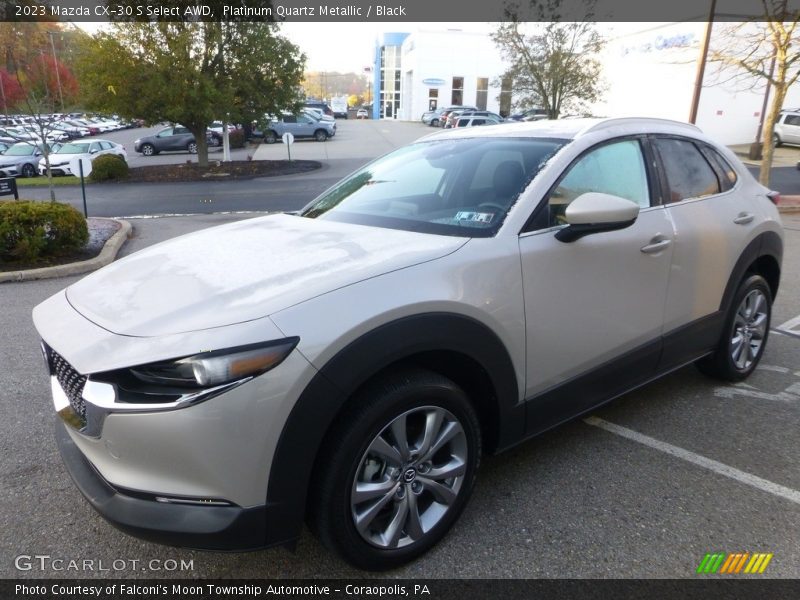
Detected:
[{"left": 422, "top": 117, "right": 702, "bottom": 142}]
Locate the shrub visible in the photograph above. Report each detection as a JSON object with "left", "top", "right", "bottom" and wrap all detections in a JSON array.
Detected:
[
  {"left": 89, "top": 154, "right": 129, "bottom": 182},
  {"left": 229, "top": 128, "right": 246, "bottom": 149},
  {"left": 0, "top": 201, "right": 88, "bottom": 262}
]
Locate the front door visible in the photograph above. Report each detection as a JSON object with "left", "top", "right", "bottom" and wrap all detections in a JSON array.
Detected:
[{"left": 518, "top": 138, "right": 674, "bottom": 435}]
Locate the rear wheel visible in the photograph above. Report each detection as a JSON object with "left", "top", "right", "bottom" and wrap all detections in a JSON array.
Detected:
[
  {"left": 773, "top": 133, "right": 782, "bottom": 147},
  {"left": 696, "top": 274, "right": 771, "bottom": 381},
  {"left": 314, "top": 129, "right": 328, "bottom": 142},
  {"left": 310, "top": 368, "right": 481, "bottom": 570}
]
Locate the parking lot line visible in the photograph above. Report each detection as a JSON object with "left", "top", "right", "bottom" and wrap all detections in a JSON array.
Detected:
[
  {"left": 776, "top": 314, "right": 800, "bottom": 332},
  {"left": 584, "top": 416, "right": 800, "bottom": 505}
]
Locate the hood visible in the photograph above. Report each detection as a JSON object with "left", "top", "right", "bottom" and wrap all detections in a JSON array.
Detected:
[{"left": 66, "top": 214, "right": 467, "bottom": 337}]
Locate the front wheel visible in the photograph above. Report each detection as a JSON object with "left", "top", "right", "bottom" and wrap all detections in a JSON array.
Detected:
[
  {"left": 187, "top": 141, "right": 198, "bottom": 154},
  {"left": 20, "top": 163, "right": 37, "bottom": 178},
  {"left": 309, "top": 368, "right": 481, "bottom": 570},
  {"left": 140, "top": 143, "right": 155, "bottom": 156},
  {"left": 696, "top": 274, "right": 772, "bottom": 381},
  {"left": 264, "top": 131, "right": 277, "bottom": 144}
]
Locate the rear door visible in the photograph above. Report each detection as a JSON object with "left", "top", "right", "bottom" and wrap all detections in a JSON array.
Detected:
[{"left": 651, "top": 136, "right": 758, "bottom": 367}]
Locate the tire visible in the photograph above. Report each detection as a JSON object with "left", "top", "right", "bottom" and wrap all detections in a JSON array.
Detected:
[
  {"left": 20, "top": 163, "right": 36, "bottom": 178},
  {"left": 264, "top": 131, "right": 277, "bottom": 144},
  {"left": 430, "top": 119, "right": 439, "bottom": 127},
  {"left": 773, "top": 133, "right": 782, "bottom": 148},
  {"left": 314, "top": 129, "right": 328, "bottom": 142},
  {"left": 187, "top": 141, "right": 198, "bottom": 154},
  {"left": 696, "top": 273, "right": 772, "bottom": 381},
  {"left": 309, "top": 367, "right": 481, "bottom": 571},
  {"left": 140, "top": 143, "right": 155, "bottom": 156}
]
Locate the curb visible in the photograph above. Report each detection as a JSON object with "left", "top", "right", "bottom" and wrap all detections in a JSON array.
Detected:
[{"left": 0, "top": 218, "right": 132, "bottom": 283}]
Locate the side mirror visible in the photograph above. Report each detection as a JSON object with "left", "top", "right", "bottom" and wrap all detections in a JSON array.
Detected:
[
  {"left": 555, "top": 192, "right": 640, "bottom": 243},
  {"left": 90, "top": 149, "right": 98, "bottom": 154}
]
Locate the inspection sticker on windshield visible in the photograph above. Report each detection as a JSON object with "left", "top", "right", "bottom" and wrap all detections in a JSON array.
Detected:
[{"left": 455, "top": 211, "right": 494, "bottom": 224}]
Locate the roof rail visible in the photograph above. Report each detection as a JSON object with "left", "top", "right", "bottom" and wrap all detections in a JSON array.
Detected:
[{"left": 577, "top": 117, "right": 702, "bottom": 137}]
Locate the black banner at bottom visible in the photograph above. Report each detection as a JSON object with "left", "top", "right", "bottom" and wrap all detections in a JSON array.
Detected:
[{"left": 4, "top": 579, "right": 800, "bottom": 600}]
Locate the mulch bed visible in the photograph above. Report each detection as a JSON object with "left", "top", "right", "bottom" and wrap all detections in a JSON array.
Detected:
[
  {"left": 118, "top": 159, "right": 321, "bottom": 184},
  {"left": 0, "top": 218, "right": 120, "bottom": 272}
]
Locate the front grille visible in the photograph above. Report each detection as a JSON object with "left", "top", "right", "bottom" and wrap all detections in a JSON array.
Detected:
[{"left": 49, "top": 348, "right": 87, "bottom": 423}]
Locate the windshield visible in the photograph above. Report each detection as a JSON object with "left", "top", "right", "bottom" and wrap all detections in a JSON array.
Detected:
[
  {"left": 301, "top": 137, "right": 566, "bottom": 237},
  {"left": 4, "top": 144, "right": 36, "bottom": 156},
  {"left": 56, "top": 143, "right": 91, "bottom": 154}
]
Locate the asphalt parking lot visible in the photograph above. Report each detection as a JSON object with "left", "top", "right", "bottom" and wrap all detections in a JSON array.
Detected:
[{"left": 0, "top": 212, "right": 798, "bottom": 579}]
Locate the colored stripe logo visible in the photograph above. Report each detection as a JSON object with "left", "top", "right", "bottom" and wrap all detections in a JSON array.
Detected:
[{"left": 696, "top": 552, "right": 773, "bottom": 574}]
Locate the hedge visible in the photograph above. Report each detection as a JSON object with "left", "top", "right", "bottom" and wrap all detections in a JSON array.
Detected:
[
  {"left": 0, "top": 201, "right": 88, "bottom": 262},
  {"left": 89, "top": 154, "right": 129, "bottom": 182}
]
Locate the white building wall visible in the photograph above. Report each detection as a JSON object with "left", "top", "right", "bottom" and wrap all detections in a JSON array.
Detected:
[
  {"left": 596, "top": 22, "right": 800, "bottom": 145},
  {"left": 398, "top": 30, "right": 507, "bottom": 121}
]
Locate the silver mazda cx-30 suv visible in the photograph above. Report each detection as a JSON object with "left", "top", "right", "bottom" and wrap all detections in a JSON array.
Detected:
[{"left": 34, "top": 118, "right": 783, "bottom": 570}]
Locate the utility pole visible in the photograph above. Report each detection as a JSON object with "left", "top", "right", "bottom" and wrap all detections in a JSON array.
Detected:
[
  {"left": 48, "top": 30, "right": 65, "bottom": 112},
  {"left": 688, "top": 0, "right": 717, "bottom": 124}
]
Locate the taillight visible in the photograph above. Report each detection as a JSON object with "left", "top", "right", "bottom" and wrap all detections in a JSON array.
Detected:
[{"left": 767, "top": 191, "right": 780, "bottom": 205}]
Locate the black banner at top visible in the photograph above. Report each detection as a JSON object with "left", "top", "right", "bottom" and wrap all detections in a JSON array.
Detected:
[{"left": 2, "top": 0, "right": 800, "bottom": 22}]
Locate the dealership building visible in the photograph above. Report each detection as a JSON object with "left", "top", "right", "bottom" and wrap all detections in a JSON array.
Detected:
[{"left": 370, "top": 23, "right": 800, "bottom": 145}]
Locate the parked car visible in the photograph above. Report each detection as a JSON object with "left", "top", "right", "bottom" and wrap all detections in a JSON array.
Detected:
[
  {"left": 262, "top": 113, "right": 336, "bottom": 143},
  {"left": 506, "top": 108, "right": 549, "bottom": 122},
  {"left": 38, "top": 139, "right": 127, "bottom": 176},
  {"left": 34, "top": 118, "right": 782, "bottom": 571},
  {"left": 302, "top": 107, "right": 335, "bottom": 123},
  {"left": 0, "top": 142, "right": 49, "bottom": 177},
  {"left": 454, "top": 115, "right": 503, "bottom": 128},
  {"left": 134, "top": 126, "right": 221, "bottom": 156},
  {"left": 772, "top": 109, "right": 800, "bottom": 147},
  {"left": 303, "top": 101, "right": 334, "bottom": 117},
  {"left": 437, "top": 105, "right": 478, "bottom": 127},
  {"left": 356, "top": 108, "right": 369, "bottom": 119}
]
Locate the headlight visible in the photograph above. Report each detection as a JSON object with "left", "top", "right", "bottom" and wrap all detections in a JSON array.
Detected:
[
  {"left": 130, "top": 338, "right": 298, "bottom": 387},
  {"left": 91, "top": 338, "right": 299, "bottom": 405}
]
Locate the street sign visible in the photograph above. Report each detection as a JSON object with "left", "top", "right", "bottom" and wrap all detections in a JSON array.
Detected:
[
  {"left": 281, "top": 132, "right": 294, "bottom": 145},
  {"left": 69, "top": 156, "right": 92, "bottom": 178}
]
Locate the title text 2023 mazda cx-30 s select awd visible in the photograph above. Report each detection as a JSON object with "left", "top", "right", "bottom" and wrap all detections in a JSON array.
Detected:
[{"left": 34, "top": 118, "right": 782, "bottom": 570}]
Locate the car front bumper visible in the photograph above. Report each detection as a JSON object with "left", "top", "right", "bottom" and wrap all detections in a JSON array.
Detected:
[{"left": 55, "top": 420, "right": 272, "bottom": 551}]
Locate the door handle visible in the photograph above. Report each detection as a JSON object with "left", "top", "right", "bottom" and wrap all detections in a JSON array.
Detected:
[
  {"left": 734, "top": 212, "right": 755, "bottom": 225},
  {"left": 640, "top": 238, "right": 671, "bottom": 254}
]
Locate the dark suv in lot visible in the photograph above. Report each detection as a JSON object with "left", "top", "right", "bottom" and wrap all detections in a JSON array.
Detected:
[{"left": 134, "top": 125, "right": 222, "bottom": 156}]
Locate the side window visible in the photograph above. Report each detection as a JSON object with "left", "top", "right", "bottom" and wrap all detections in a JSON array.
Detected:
[
  {"left": 785, "top": 114, "right": 800, "bottom": 126},
  {"left": 653, "top": 138, "right": 720, "bottom": 203},
  {"left": 89, "top": 142, "right": 101, "bottom": 153},
  {"left": 699, "top": 144, "right": 738, "bottom": 192},
  {"left": 283, "top": 115, "right": 297, "bottom": 124},
  {"left": 297, "top": 115, "right": 314, "bottom": 124},
  {"left": 156, "top": 128, "right": 173, "bottom": 137},
  {"left": 174, "top": 126, "right": 190, "bottom": 135},
  {"left": 99, "top": 141, "right": 112, "bottom": 150},
  {"left": 548, "top": 139, "right": 649, "bottom": 226}
]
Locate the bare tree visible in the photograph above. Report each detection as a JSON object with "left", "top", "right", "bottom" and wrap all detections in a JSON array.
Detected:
[
  {"left": 710, "top": 0, "right": 800, "bottom": 185},
  {"left": 491, "top": 1, "right": 605, "bottom": 119}
]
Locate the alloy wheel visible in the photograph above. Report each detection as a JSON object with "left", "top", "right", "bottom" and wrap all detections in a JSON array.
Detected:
[
  {"left": 730, "top": 289, "right": 768, "bottom": 371},
  {"left": 350, "top": 405, "right": 467, "bottom": 549}
]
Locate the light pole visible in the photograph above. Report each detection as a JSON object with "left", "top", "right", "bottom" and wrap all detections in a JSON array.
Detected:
[{"left": 688, "top": 0, "right": 717, "bottom": 124}]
